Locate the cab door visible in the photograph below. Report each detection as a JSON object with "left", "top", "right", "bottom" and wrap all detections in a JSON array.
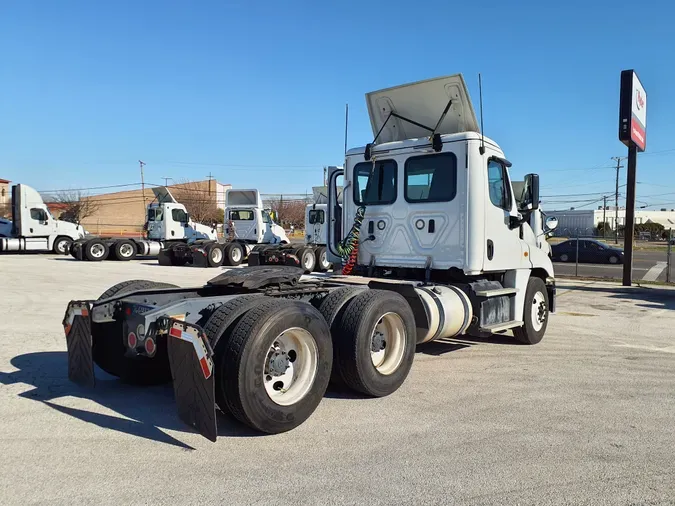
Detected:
[{"left": 483, "top": 157, "right": 527, "bottom": 271}]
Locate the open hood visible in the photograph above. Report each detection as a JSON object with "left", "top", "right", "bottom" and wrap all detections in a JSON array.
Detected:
[
  {"left": 151, "top": 186, "right": 178, "bottom": 204},
  {"left": 365, "top": 74, "right": 479, "bottom": 144},
  {"left": 225, "top": 189, "right": 263, "bottom": 208}
]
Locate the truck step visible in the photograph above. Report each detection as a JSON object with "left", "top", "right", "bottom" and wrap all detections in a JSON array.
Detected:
[
  {"left": 474, "top": 287, "right": 518, "bottom": 297},
  {"left": 479, "top": 320, "right": 523, "bottom": 333}
]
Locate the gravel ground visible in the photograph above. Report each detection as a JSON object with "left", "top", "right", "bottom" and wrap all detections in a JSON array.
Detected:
[{"left": 1, "top": 254, "right": 674, "bottom": 506}]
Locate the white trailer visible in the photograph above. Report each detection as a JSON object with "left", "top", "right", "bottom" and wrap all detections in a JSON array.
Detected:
[
  {"left": 70, "top": 187, "right": 217, "bottom": 261},
  {"left": 62, "top": 74, "right": 558, "bottom": 441},
  {"left": 0, "top": 184, "right": 87, "bottom": 254}
]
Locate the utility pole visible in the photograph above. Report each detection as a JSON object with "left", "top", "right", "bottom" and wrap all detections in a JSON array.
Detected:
[
  {"left": 611, "top": 156, "right": 625, "bottom": 243},
  {"left": 207, "top": 171, "right": 213, "bottom": 196},
  {"left": 602, "top": 195, "right": 607, "bottom": 240},
  {"left": 139, "top": 160, "right": 147, "bottom": 205},
  {"left": 323, "top": 166, "right": 327, "bottom": 187},
  {"left": 162, "top": 177, "right": 171, "bottom": 187}
]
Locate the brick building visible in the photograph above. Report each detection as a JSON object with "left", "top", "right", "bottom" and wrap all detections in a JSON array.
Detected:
[{"left": 80, "top": 179, "right": 231, "bottom": 236}]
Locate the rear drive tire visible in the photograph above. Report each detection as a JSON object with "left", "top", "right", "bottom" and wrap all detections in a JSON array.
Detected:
[
  {"left": 206, "top": 243, "right": 224, "bottom": 267},
  {"left": 333, "top": 290, "right": 416, "bottom": 397},
  {"left": 221, "top": 299, "right": 332, "bottom": 434},
  {"left": 295, "top": 247, "right": 316, "bottom": 273},
  {"left": 202, "top": 294, "right": 267, "bottom": 413},
  {"left": 84, "top": 239, "right": 109, "bottom": 261},
  {"left": 315, "top": 246, "right": 331, "bottom": 272},
  {"left": 53, "top": 236, "right": 72, "bottom": 255},
  {"left": 513, "top": 277, "right": 549, "bottom": 345},
  {"left": 224, "top": 242, "right": 244, "bottom": 266},
  {"left": 318, "top": 286, "right": 366, "bottom": 385},
  {"left": 113, "top": 239, "right": 137, "bottom": 261},
  {"left": 92, "top": 279, "right": 178, "bottom": 385}
]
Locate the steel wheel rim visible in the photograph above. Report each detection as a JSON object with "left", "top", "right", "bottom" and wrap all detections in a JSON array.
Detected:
[
  {"left": 263, "top": 327, "right": 318, "bottom": 406},
  {"left": 119, "top": 243, "right": 134, "bottom": 257},
  {"left": 90, "top": 243, "right": 105, "bottom": 258},
  {"left": 211, "top": 247, "right": 223, "bottom": 263},
  {"left": 303, "top": 252, "right": 313, "bottom": 270},
  {"left": 370, "top": 312, "right": 406, "bottom": 375},
  {"left": 531, "top": 291, "right": 547, "bottom": 331},
  {"left": 231, "top": 247, "right": 241, "bottom": 263},
  {"left": 320, "top": 251, "right": 329, "bottom": 269},
  {"left": 56, "top": 240, "right": 68, "bottom": 254}
]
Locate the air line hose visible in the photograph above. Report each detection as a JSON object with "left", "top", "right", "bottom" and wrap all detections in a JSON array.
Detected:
[{"left": 336, "top": 206, "right": 366, "bottom": 275}]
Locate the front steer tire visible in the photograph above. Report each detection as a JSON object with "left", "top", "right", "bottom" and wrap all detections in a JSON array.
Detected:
[
  {"left": 92, "top": 279, "right": 178, "bottom": 385},
  {"left": 333, "top": 290, "right": 417, "bottom": 397},
  {"left": 220, "top": 299, "right": 333, "bottom": 434},
  {"left": 513, "top": 276, "right": 549, "bottom": 345}
]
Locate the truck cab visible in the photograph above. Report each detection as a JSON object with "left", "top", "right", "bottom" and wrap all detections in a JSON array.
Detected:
[
  {"left": 0, "top": 184, "right": 86, "bottom": 254},
  {"left": 327, "top": 74, "right": 557, "bottom": 340},
  {"left": 146, "top": 202, "right": 216, "bottom": 243},
  {"left": 224, "top": 189, "right": 289, "bottom": 244},
  {"left": 305, "top": 203, "right": 327, "bottom": 246}
]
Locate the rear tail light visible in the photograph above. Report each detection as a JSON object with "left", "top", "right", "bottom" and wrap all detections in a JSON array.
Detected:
[
  {"left": 127, "top": 332, "right": 137, "bottom": 349},
  {"left": 144, "top": 337, "right": 156, "bottom": 356}
]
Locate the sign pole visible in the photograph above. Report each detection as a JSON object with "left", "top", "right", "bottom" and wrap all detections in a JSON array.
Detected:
[
  {"left": 618, "top": 69, "right": 647, "bottom": 287},
  {"left": 622, "top": 145, "right": 638, "bottom": 286}
]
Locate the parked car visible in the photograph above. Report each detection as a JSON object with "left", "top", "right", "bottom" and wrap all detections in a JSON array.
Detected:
[{"left": 551, "top": 239, "right": 624, "bottom": 264}]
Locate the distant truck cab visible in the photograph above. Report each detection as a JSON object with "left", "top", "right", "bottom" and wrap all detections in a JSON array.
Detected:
[{"left": 0, "top": 184, "right": 86, "bottom": 254}]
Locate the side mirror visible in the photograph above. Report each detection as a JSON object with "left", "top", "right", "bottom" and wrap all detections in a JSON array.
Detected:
[
  {"left": 523, "top": 174, "right": 540, "bottom": 210},
  {"left": 545, "top": 216, "right": 558, "bottom": 231}
]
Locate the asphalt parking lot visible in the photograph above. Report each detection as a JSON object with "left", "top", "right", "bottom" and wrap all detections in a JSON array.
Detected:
[{"left": 1, "top": 255, "right": 674, "bottom": 505}]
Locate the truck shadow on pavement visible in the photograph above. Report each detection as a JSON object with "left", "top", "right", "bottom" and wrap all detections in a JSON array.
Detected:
[
  {"left": 0, "top": 351, "right": 267, "bottom": 450},
  {"left": 559, "top": 284, "right": 675, "bottom": 311}
]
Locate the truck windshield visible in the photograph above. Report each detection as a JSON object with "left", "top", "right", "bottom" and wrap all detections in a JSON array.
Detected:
[{"left": 353, "top": 160, "right": 397, "bottom": 205}]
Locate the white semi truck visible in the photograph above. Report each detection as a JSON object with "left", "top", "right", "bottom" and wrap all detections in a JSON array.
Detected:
[
  {"left": 69, "top": 187, "right": 218, "bottom": 261},
  {"left": 62, "top": 74, "right": 558, "bottom": 441},
  {"left": 158, "top": 189, "right": 290, "bottom": 267},
  {"left": 248, "top": 202, "right": 333, "bottom": 272},
  {"left": 0, "top": 184, "right": 87, "bottom": 254}
]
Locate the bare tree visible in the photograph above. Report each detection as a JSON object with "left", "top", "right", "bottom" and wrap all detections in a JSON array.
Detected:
[
  {"left": 0, "top": 200, "right": 10, "bottom": 219},
  {"left": 266, "top": 198, "right": 307, "bottom": 229},
  {"left": 169, "top": 180, "right": 220, "bottom": 224},
  {"left": 54, "top": 190, "right": 100, "bottom": 224}
]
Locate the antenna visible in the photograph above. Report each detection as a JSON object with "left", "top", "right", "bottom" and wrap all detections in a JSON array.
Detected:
[
  {"left": 478, "top": 73, "right": 485, "bottom": 155},
  {"left": 344, "top": 103, "right": 349, "bottom": 156}
]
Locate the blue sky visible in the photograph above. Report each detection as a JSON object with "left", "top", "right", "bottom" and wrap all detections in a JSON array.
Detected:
[{"left": 1, "top": 0, "right": 674, "bottom": 209}]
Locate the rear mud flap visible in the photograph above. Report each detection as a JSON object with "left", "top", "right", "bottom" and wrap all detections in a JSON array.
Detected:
[
  {"left": 190, "top": 246, "right": 209, "bottom": 268},
  {"left": 165, "top": 320, "right": 217, "bottom": 442},
  {"left": 71, "top": 241, "right": 85, "bottom": 261},
  {"left": 62, "top": 301, "right": 95, "bottom": 387},
  {"left": 157, "top": 248, "right": 173, "bottom": 266}
]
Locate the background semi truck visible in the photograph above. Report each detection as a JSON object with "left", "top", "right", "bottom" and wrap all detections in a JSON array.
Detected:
[
  {"left": 0, "top": 184, "right": 87, "bottom": 254},
  {"left": 62, "top": 74, "right": 558, "bottom": 441},
  {"left": 157, "top": 189, "right": 290, "bottom": 267},
  {"left": 69, "top": 187, "right": 217, "bottom": 261}
]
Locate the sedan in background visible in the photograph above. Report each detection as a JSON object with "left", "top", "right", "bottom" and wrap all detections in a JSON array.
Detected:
[{"left": 551, "top": 239, "right": 624, "bottom": 264}]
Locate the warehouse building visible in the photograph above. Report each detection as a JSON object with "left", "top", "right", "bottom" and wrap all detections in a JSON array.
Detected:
[
  {"left": 550, "top": 208, "right": 675, "bottom": 236},
  {"left": 80, "top": 179, "right": 231, "bottom": 236}
]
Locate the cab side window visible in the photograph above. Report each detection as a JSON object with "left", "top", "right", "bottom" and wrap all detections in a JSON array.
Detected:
[
  {"left": 30, "top": 208, "right": 47, "bottom": 221},
  {"left": 172, "top": 209, "right": 188, "bottom": 223},
  {"left": 487, "top": 160, "right": 512, "bottom": 211}
]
